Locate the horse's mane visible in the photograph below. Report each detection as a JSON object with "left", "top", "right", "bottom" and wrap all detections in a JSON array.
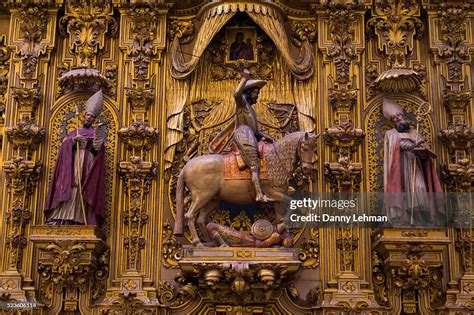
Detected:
[{"left": 265, "top": 132, "right": 305, "bottom": 188}]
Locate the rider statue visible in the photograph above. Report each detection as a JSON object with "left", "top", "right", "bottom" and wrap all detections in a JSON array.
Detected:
[{"left": 233, "top": 69, "right": 274, "bottom": 202}]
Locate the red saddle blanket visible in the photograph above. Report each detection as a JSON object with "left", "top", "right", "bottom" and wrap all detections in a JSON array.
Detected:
[{"left": 223, "top": 142, "right": 271, "bottom": 180}]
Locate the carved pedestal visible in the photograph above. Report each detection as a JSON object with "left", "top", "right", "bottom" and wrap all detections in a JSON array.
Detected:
[
  {"left": 178, "top": 246, "right": 301, "bottom": 314},
  {"left": 372, "top": 228, "right": 450, "bottom": 314},
  {"left": 29, "top": 225, "right": 108, "bottom": 314}
]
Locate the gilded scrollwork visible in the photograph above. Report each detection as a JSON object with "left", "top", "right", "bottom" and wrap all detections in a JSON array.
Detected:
[
  {"left": 59, "top": 0, "right": 118, "bottom": 67},
  {"left": 299, "top": 228, "right": 320, "bottom": 268},
  {"left": 290, "top": 21, "right": 317, "bottom": 48},
  {"left": 367, "top": 0, "right": 423, "bottom": 68},
  {"left": 162, "top": 220, "right": 182, "bottom": 269},
  {"left": 372, "top": 251, "right": 390, "bottom": 307},
  {"left": 158, "top": 276, "right": 198, "bottom": 308}
]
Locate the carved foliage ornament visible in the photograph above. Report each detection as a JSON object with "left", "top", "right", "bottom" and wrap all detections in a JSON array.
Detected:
[
  {"left": 169, "top": 20, "right": 194, "bottom": 44},
  {"left": 3, "top": 157, "right": 41, "bottom": 269},
  {"left": 17, "top": 4, "right": 48, "bottom": 79},
  {"left": 59, "top": 1, "right": 118, "bottom": 67},
  {"left": 5, "top": 117, "right": 45, "bottom": 150},
  {"left": 327, "top": 9, "right": 355, "bottom": 83},
  {"left": 437, "top": 7, "right": 469, "bottom": 81},
  {"left": 368, "top": 0, "right": 423, "bottom": 68}
]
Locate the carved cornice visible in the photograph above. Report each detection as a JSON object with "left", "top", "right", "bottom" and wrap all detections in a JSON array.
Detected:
[
  {"left": 5, "top": 117, "right": 45, "bottom": 150},
  {"left": 59, "top": 0, "right": 118, "bottom": 67}
]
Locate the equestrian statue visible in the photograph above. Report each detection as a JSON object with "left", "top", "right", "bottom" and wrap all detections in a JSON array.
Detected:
[{"left": 173, "top": 69, "right": 318, "bottom": 247}]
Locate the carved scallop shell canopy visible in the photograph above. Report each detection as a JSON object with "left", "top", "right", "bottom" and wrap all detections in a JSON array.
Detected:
[
  {"left": 59, "top": 67, "right": 110, "bottom": 94},
  {"left": 375, "top": 68, "right": 421, "bottom": 93},
  {"left": 251, "top": 219, "right": 275, "bottom": 240}
]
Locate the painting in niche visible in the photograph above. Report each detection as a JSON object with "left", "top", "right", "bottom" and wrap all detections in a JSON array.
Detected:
[{"left": 226, "top": 26, "right": 258, "bottom": 63}]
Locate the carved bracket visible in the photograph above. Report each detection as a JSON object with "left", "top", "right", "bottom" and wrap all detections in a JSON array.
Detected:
[
  {"left": 11, "top": 87, "right": 41, "bottom": 116},
  {"left": 30, "top": 226, "right": 108, "bottom": 310},
  {"left": 118, "top": 121, "right": 159, "bottom": 154},
  {"left": 323, "top": 118, "right": 365, "bottom": 159},
  {"left": 125, "top": 87, "right": 155, "bottom": 116},
  {"left": 5, "top": 117, "right": 45, "bottom": 151},
  {"left": 178, "top": 247, "right": 301, "bottom": 305}
]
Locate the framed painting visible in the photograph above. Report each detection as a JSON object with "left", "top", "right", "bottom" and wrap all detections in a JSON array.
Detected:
[{"left": 225, "top": 26, "right": 258, "bottom": 64}]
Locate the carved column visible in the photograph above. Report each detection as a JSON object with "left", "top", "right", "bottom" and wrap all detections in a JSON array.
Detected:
[
  {"left": 0, "top": 3, "right": 56, "bottom": 302},
  {"left": 99, "top": 3, "right": 167, "bottom": 309},
  {"left": 428, "top": 4, "right": 474, "bottom": 312},
  {"left": 317, "top": 2, "right": 373, "bottom": 312}
]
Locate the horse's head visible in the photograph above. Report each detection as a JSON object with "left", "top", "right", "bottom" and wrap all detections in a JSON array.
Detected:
[{"left": 298, "top": 132, "right": 318, "bottom": 175}]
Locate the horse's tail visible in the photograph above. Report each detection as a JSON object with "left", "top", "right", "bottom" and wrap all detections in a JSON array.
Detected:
[{"left": 173, "top": 167, "right": 186, "bottom": 236}]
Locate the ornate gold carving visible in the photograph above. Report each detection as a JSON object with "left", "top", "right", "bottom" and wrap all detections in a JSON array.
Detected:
[
  {"left": 16, "top": 4, "right": 48, "bottom": 79},
  {"left": 299, "top": 228, "right": 320, "bottom": 268},
  {"left": 441, "top": 160, "right": 474, "bottom": 193},
  {"left": 367, "top": 0, "right": 423, "bottom": 68},
  {"left": 37, "top": 241, "right": 108, "bottom": 302},
  {"left": 455, "top": 229, "right": 473, "bottom": 274},
  {"left": 3, "top": 157, "right": 41, "bottom": 269},
  {"left": 169, "top": 20, "right": 194, "bottom": 44},
  {"left": 440, "top": 123, "right": 473, "bottom": 157},
  {"left": 125, "top": 87, "right": 154, "bottom": 113},
  {"left": 372, "top": 251, "right": 389, "bottom": 307},
  {"left": 162, "top": 220, "right": 182, "bottom": 269},
  {"left": 443, "top": 89, "right": 471, "bottom": 123},
  {"left": 5, "top": 117, "right": 45, "bottom": 151},
  {"left": 207, "top": 32, "right": 275, "bottom": 81},
  {"left": 365, "top": 63, "right": 378, "bottom": 100},
  {"left": 105, "top": 64, "right": 118, "bottom": 97},
  {"left": 324, "top": 156, "right": 362, "bottom": 192},
  {"left": 0, "top": 36, "right": 10, "bottom": 126},
  {"left": 119, "top": 157, "right": 159, "bottom": 270},
  {"left": 336, "top": 227, "right": 358, "bottom": 271},
  {"left": 158, "top": 276, "right": 198, "bottom": 308},
  {"left": 59, "top": 1, "right": 118, "bottom": 67},
  {"left": 327, "top": 8, "right": 355, "bottom": 83},
  {"left": 290, "top": 21, "right": 317, "bottom": 48},
  {"left": 401, "top": 230, "right": 428, "bottom": 237},
  {"left": 324, "top": 119, "right": 364, "bottom": 159},
  {"left": 11, "top": 87, "right": 41, "bottom": 114},
  {"left": 125, "top": 4, "right": 162, "bottom": 79},
  {"left": 58, "top": 67, "right": 111, "bottom": 95},
  {"left": 437, "top": 7, "right": 470, "bottom": 81},
  {"left": 118, "top": 121, "right": 159, "bottom": 154}
]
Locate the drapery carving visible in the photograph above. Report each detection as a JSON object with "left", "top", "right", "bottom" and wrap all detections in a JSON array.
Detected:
[
  {"left": 170, "top": 13, "right": 234, "bottom": 79},
  {"left": 246, "top": 12, "right": 314, "bottom": 80},
  {"left": 169, "top": 3, "right": 314, "bottom": 80}
]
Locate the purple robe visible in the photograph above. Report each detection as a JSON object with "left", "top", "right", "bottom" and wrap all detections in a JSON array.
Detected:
[{"left": 45, "top": 127, "right": 106, "bottom": 226}]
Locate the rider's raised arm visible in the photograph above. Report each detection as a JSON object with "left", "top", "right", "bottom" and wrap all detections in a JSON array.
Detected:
[{"left": 234, "top": 69, "right": 251, "bottom": 107}]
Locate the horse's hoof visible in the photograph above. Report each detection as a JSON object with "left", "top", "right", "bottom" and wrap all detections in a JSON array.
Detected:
[{"left": 194, "top": 242, "right": 205, "bottom": 248}]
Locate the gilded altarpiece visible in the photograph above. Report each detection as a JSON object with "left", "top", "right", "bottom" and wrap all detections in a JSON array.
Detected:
[{"left": 0, "top": 1, "right": 472, "bottom": 314}]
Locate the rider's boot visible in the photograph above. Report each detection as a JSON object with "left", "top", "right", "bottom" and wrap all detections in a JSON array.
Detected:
[{"left": 251, "top": 168, "right": 274, "bottom": 202}]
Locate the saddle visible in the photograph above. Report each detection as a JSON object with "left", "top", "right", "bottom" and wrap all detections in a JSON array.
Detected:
[{"left": 223, "top": 142, "right": 270, "bottom": 180}]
